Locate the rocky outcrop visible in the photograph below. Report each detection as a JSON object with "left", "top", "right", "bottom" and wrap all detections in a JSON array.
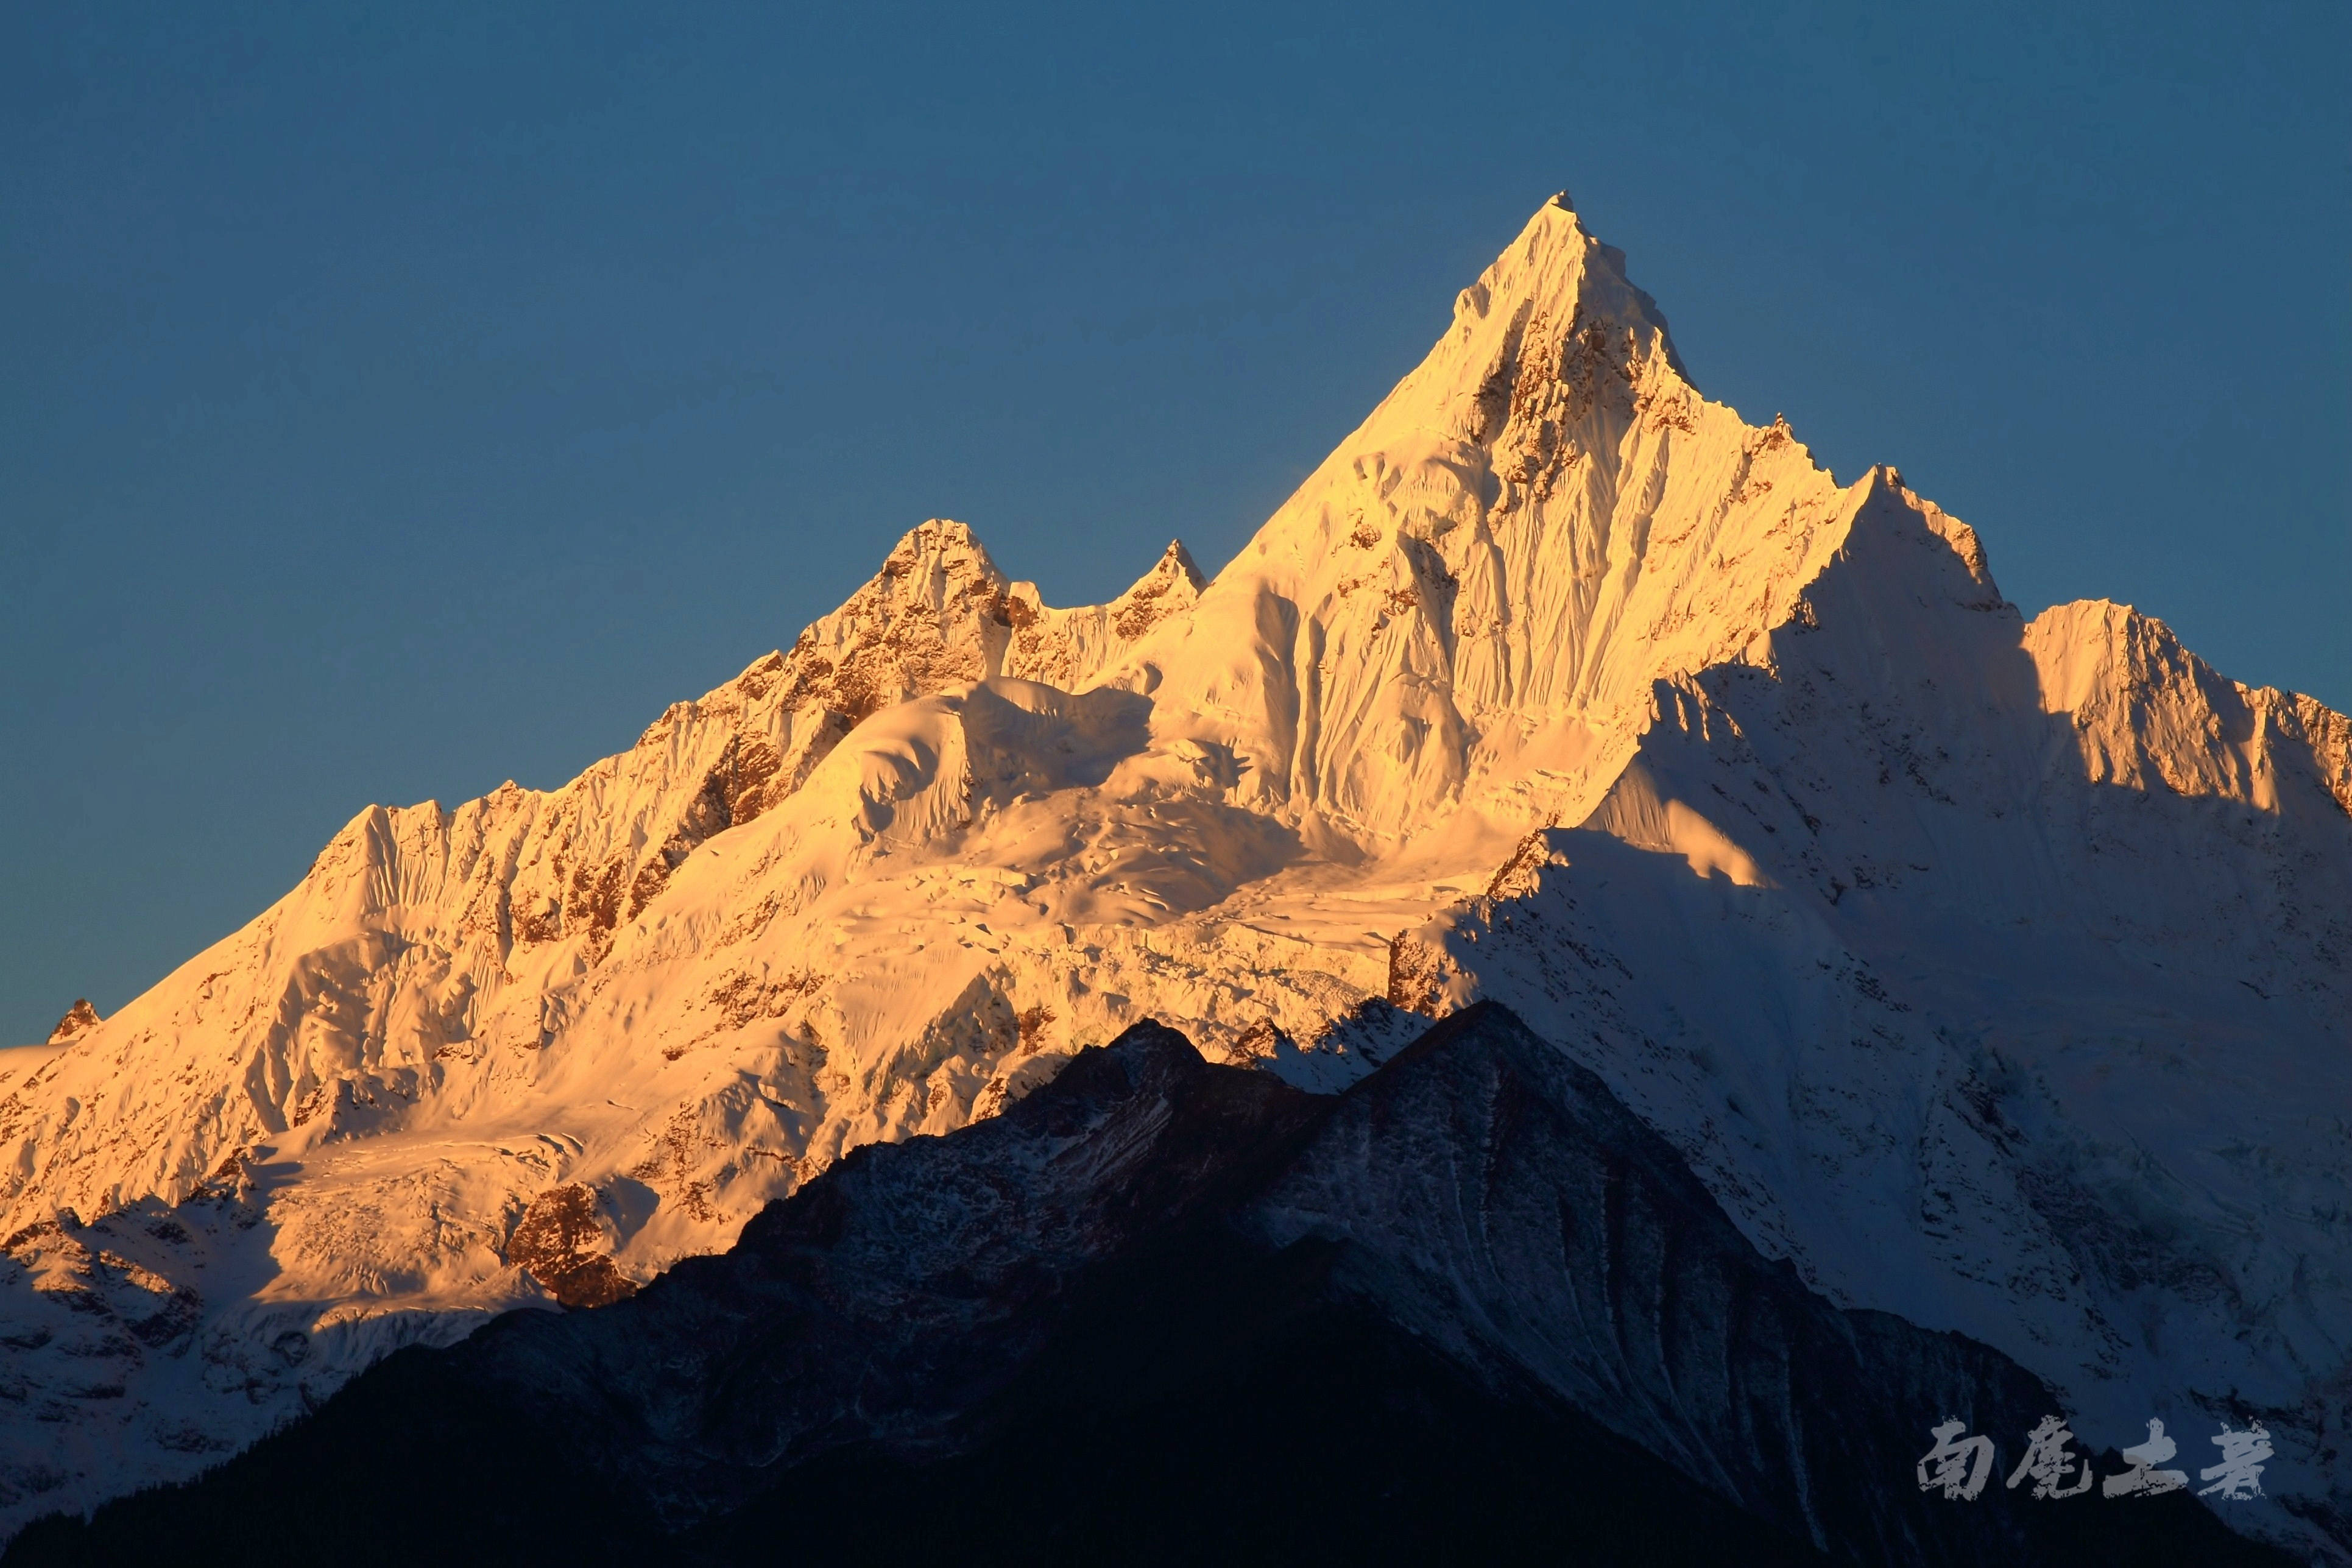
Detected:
[
  {"left": 504, "top": 1184, "right": 635, "bottom": 1310},
  {"left": 40, "top": 1004, "right": 96, "bottom": 1048}
]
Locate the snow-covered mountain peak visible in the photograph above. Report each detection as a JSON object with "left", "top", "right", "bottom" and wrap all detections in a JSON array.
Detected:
[
  {"left": 2025, "top": 595, "right": 2352, "bottom": 819},
  {"left": 1416, "top": 191, "right": 1686, "bottom": 436},
  {"left": 1142, "top": 537, "right": 1207, "bottom": 593},
  {"left": 3, "top": 194, "right": 2348, "bottom": 1560},
  {"left": 1103, "top": 197, "right": 1851, "bottom": 844},
  {"left": 1000, "top": 537, "right": 1206, "bottom": 691}
]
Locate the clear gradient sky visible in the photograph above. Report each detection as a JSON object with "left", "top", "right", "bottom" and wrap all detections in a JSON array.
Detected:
[{"left": 4, "top": 1, "right": 2346, "bottom": 1042}]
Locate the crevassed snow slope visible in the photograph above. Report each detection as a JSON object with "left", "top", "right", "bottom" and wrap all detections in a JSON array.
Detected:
[{"left": 1, "top": 194, "right": 2345, "bottom": 1557}]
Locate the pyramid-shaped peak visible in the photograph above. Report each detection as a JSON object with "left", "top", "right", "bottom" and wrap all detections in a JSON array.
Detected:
[
  {"left": 1512, "top": 188, "right": 1594, "bottom": 241},
  {"left": 866, "top": 517, "right": 1009, "bottom": 595},
  {"left": 1101, "top": 537, "right": 1205, "bottom": 642},
  {"left": 883, "top": 516, "right": 994, "bottom": 563},
  {"left": 1520, "top": 189, "right": 1586, "bottom": 235},
  {"left": 1472, "top": 193, "right": 1665, "bottom": 337},
  {"left": 1313, "top": 191, "right": 1691, "bottom": 464},
  {"left": 1135, "top": 539, "right": 1206, "bottom": 595}
]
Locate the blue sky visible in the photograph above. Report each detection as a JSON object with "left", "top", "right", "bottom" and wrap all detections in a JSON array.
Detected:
[{"left": 3, "top": 1, "right": 2345, "bottom": 1042}]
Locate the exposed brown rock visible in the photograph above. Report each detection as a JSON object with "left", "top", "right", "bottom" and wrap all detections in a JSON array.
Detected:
[
  {"left": 1226, "top": 1019, "right": 1294, "bottom": 1062},
  {"left": 1483, "top": 830, "right": 1559, "bottom": 902},
  {"left": 1014, "top": 1005, "right": 1056, "bottom": 1052},
  {"left": 506, "top": 1184, "right": 635, "bottom": 1310},
  {"left": 707, "top": 970, "right": 821, "bottom": 1029},
  {"left": 44, "top": 1003, "right": 100, "bottom": 1048},
  {"left": 1385, "top": 930, "right": 1463, "bottom": 1019}
]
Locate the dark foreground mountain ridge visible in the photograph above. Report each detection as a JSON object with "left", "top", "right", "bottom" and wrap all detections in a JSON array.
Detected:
[{"left": 9, "top": 1004, "right": 2294, "bottom": 1566}]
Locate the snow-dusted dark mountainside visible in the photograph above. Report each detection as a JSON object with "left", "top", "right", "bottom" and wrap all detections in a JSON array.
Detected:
[
  {"left": 6, "top": 1007, "right": 2297, "bottom": 1566},
  {"left": 1, "top": 194, "right": 2346, "bottom": 1558}
]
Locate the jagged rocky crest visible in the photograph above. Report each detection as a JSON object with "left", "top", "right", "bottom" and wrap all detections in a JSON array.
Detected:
[{"left": 1, "top": 194, "right": 2347, "bottom": 1559}]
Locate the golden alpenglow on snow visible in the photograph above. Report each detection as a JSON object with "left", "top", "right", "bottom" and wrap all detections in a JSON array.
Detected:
[{"left": 2, "top": 197, "right": 2348, "bottom": 1561}]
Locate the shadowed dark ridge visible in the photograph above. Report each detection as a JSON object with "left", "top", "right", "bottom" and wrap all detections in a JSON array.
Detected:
[{"left": 7, "top": 1008, "right": 2295, "bottom": 1567}]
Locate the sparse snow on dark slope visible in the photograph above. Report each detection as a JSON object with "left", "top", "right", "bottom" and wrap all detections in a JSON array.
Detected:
[{"left": 8, "top": 1007, "right": 2292, "bottom": 1567}]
